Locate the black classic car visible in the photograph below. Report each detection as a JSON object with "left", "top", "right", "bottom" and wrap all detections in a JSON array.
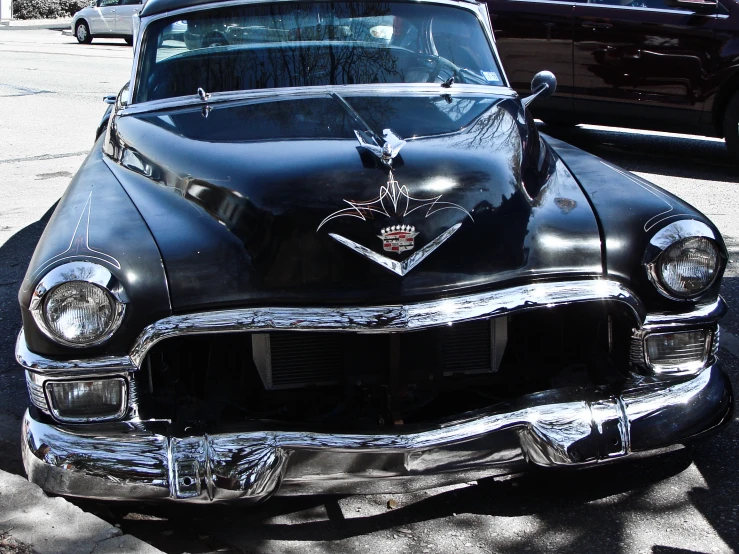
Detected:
[
  {"left": 486, "top": 0, "right": 739, "bottom": 157},
  {"left": 17, "top": 0, "right": 732, "bottom": 503}
]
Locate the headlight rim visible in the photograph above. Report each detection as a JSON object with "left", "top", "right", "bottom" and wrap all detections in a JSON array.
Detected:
[
  {"left": 644, "top": 220, "right": 724, "bottom": 302},
  {"left": 29, "top": 262, "right": 126, "bottom": 348}
]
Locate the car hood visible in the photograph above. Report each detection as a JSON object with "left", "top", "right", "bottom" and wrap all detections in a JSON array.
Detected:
[{"left": 107, "top": 92, "right": 603, "bottom": 311}]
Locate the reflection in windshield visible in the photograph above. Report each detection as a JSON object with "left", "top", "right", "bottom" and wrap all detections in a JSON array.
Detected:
[{"left": 135, "top": 1, "right": 503, "bottom": 103}]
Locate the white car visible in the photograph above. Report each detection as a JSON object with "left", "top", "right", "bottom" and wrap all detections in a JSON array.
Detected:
[{"left": 71, "top": 0, "right": 142, "bottom": 45}]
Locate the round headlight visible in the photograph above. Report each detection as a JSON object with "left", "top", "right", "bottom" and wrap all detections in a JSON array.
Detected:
[
  {"left": 43, "top": 281, "right": 117, "bottom": 345},
  {"left": 657, "top": 237, "right": 719, "bottom": 298}
]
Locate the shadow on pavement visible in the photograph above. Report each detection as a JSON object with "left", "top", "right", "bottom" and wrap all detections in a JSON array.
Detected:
[
  {"left": 0, "top": 204, "right": 56, "bottom": 476},
  {"left": 80, "top": 449, "right": 717, "bottom": 554}
]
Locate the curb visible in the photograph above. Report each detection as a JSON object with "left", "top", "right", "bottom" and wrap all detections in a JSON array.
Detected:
[
  {"left": 0, "top": 470, "right": 163, "bottom": 554},
  {"left": 0, "top": 20, "right": 71, "bottom": 30}
]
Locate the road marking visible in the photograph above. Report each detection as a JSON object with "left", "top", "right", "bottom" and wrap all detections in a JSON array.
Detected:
[
  {"left": 721, "top": 327, "right": 739, "bottom": 360},
  {"left": 0, "top": 151, "right": 87, "bottom": 164}
]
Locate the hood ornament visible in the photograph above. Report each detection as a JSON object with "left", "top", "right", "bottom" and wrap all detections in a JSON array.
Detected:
[{"left": 355, "top": 129, "right": 406, "bottom": 167}]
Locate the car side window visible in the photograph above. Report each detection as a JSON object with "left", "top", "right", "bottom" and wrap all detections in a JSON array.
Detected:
[
  {"left": 98, "top": 0, "right": 118, "bottom": 6},
  {"left": 586, "top": 0, "right": 695, "bottom": 10},
  {"left": 120, "top": 0, "right": 141, "bottom": 5}
]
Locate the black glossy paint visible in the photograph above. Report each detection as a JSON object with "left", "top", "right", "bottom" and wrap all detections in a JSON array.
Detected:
[
  {"left": 105, "top": 93, "right": 603, "bottom": 313},
  {"left": 17, "top": 144, "right": 172, "bottom": 357},
  {"left": 544, "top": 134, "right": 726, "bottom": 310},
  {"left": 487, "top": 0, "right": 739, "bottom": 137}
]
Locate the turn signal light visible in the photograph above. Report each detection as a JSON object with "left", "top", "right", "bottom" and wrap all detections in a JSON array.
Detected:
[
  {"left": 645, "top": 330, "right": 711, "bottom": 375},
  {"left": 45, "top": 379, "right": 127, "bottom": 422}
]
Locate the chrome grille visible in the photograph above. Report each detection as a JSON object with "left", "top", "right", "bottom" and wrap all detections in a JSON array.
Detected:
[{"left": 25, "top": 371, "right": 49, "bottom": 414}]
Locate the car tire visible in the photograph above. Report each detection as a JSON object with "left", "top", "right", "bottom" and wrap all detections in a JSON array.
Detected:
[
  {"left": 75, "top": 21, "right": 92, "bottom": 44},
  {"left": 723, "top": 92, "right": 739, "bottom": 159},
  {"left": 124, "top": 36, "right": 133, "bottom": 46}
]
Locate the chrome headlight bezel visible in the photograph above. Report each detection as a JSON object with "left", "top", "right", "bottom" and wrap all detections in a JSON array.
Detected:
[
  {"left": 29, "top": 262, "right": 126, "bottom": 348},
  {"left": 644, "top": 220, "right": 724, "bottom": 301}
]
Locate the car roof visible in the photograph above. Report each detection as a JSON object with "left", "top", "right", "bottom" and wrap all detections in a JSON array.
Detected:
[{"left": 140, "top": 0, "right": 478, "bottom": 18}]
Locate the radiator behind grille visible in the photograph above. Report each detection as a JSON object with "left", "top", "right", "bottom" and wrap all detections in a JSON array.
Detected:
[{"left": 252, "top": 318, "right": 507, "bottom": 390}]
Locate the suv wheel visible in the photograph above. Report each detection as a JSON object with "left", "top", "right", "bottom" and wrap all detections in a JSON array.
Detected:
[
  {"left": 723, "top": 91, "right": 739, "bottom": 158},
  {"left": 75, "top": 21, "right": 92, "bottom": 44}
]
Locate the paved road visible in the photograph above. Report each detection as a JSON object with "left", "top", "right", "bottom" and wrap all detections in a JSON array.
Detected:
[{"left": 0, "top": 29, "right": 738, "bottom": 554}]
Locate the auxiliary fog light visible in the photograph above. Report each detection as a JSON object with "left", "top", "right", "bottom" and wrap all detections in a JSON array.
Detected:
[
  {"left": 45, "top": 378, "right": 127, "bottom": 422},
  {"left": 645, "top": 330, "right": 711, "bottom": 375}
]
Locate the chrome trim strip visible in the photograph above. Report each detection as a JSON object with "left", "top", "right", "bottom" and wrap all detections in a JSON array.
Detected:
[
  {"left": 17, "top": 331, "right": 135, "bottom": 375},
  {"left": 123, "top": 85, "right": 516, "bottom": 117},
  {"left": 643, "top": 297, "right": 726, "bottom": 327},
  {"left": 21, "top": 364, "right": 732, "bottom": 502},
  {"left": 17, "top": 283, "right": 729, "bottom": 376},
  {"left": 329, "top": 223, "right": 462, "bottom": 276},
  {"left": 128, "top": 279, "right": 643, "bottom": 367}
]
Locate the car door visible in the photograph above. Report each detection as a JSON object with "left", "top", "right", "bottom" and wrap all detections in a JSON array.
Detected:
[
  {"left": 115, "top": 0, "right": 142, "bottom": 35},
  {"left": 572, "top": 0, "right": 720, "bottom": 130},
  {"left": 485, "top": 0, "right": 578, "bottom": 122},
  {"left": 89, "top": 0, "right": 118, "bottom": 35}
]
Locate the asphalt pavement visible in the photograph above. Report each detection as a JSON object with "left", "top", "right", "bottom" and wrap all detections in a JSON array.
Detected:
[{"left": 0, "top": 27, "right": 737, "bottom": 554}]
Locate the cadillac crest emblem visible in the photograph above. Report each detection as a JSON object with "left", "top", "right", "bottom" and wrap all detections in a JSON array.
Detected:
[{"left": 380, "top": 225, "right": 418, "bottom": 253}]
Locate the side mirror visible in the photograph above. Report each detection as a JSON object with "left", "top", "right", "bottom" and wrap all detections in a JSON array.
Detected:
[
  {"left": 522, "top": 71, "right": 557, "bottom": 108},
  {"left": 663, "top": 0, "right": 716, "bottom": 12}
]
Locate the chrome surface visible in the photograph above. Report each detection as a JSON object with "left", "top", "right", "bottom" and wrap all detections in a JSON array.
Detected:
[
  {"left": 45, "top": 377, "right": 129, "bottom": 424},
  {"left": 25, "top": 371, "right": 49, "bottom": 415},
  {"left": 19, "top": 280, "right": 642, "bottom": 374},
  {"left": 121, "top": 84, "right": 516, "bottom": 118},
  {"left": 643, "top": 297, "right": 726, "bottom": 327},
  {"left": 632, "top": 327, "right": 715, "bottom": 377},
  {"left": 643, "top": 220, "right": 723, "bottom": 302},
  {"left": 28, "top": 261, "right": 126, "bottom": 348},
  {"left": 329, "top": 223, "right": 462, "bottom": 276},
  {"left": 127, "top": 0, "right": 510, "bottom": 108},
  {"left": 19, "top": 282, "right": 728, "bottom": 377},
  {"left": 22, "top": 363, "right": 732, "bottom": 502},
  {"left": 522, "top": 71, "right": 557, "bottom": 108},
  {"left": 16, "top": 330, "right": 136, "bottom": 375},
  {"left": 25, "top": 369, "right": 136, "bottom": 423},
  {"left": 353, "top": 128, "right": 407, "bottom": 167}
]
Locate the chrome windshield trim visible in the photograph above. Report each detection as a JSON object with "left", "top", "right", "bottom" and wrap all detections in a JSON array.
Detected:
[
  {"left": 129, "top": 0, "right": 509, "bottom": 105},
  {"left": 122, "top": 84, "right": 516, "bottom": 117}
]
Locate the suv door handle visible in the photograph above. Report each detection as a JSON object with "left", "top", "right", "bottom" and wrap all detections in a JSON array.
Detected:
[{"left": 581, "top": 21, "right": 613, "bottom": 30}]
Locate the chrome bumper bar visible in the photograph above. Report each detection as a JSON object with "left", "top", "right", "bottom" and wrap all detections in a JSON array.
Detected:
[{"left": 22, "top": 364, "right": 732, "bottom": 502}]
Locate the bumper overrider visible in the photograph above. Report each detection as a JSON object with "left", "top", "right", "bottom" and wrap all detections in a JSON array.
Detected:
[{"left": 17, "top": 281, "right": 734, "bottom": 502}]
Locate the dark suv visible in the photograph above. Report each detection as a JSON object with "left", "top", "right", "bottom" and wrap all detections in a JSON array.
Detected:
[{"left": 486, "top": 0, "right": 739, "bottom": 155}]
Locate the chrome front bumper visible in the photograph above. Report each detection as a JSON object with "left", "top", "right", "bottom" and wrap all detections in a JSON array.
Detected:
[{"left": 22, "top": 363, "right": 732, "bottom": 502}]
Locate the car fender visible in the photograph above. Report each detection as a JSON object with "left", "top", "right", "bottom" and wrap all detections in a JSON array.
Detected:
[{"left": 18, "top": 137, "right": 172, "bottom": 357}]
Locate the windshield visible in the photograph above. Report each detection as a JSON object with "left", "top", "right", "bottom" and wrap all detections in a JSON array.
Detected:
[{"left": 134, "top": 1, "right": 504, "bottom": 103}]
